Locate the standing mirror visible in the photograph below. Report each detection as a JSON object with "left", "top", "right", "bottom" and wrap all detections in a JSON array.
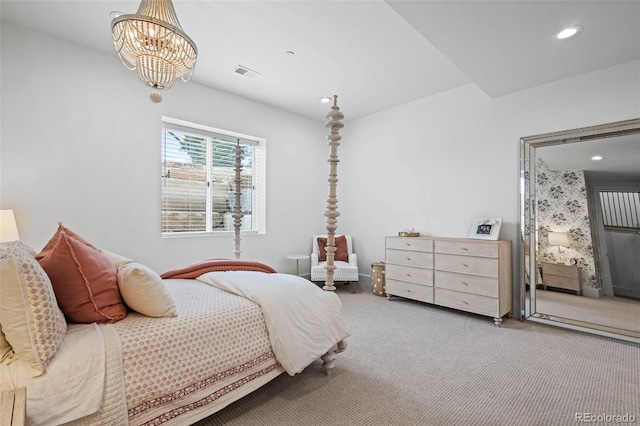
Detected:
[{"left": 518, "top": 118, "right": 640, "bottom": 343}]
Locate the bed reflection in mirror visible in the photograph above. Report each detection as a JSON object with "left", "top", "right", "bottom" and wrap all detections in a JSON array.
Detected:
[{"left": 519, "top": 118, "right": 640, "bottom": 343}]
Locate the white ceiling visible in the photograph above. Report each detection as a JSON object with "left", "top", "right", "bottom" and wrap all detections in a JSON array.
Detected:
[
  {"left": 1, "top": 0, "right": 639, "bottom": 121},
  {"left": 537, "top": 133, "right": 640, "bottom": 179}
]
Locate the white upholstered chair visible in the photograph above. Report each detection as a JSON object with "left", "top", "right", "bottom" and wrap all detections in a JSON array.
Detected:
[{"left": 311, "top": 234, "right": 359, "bottom": 292}]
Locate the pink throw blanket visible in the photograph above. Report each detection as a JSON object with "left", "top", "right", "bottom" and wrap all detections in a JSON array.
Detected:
[{"left": 161, "top": 259, "right": 276, "bottom": 279}]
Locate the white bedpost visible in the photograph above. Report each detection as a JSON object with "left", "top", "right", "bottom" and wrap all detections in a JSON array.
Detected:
[
  {"left": 233, "top": 139, "right": 243, "bottom": 259},
  {"left": 323, "top": 95, "right": 344, "bottom": 291}
]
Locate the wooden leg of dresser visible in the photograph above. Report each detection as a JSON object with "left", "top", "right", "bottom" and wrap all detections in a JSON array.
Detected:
[{"left": 494, "top": 317, "right": 503, "bottom": 327}]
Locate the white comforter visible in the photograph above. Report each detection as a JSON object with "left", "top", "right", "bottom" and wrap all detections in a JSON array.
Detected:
[{"left": 197, "top": 271, "right": 350, "bottom": 375}]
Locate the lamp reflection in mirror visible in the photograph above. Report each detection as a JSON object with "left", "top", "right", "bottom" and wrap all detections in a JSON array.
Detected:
[
  {"left": 548, "top": 231, "right": 570, "bottom": 264},
  {"left": 0, "top": 210, "right": 20, "bottom": 243}
]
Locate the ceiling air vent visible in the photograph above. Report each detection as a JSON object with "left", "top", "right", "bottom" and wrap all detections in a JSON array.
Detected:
[{"left": 233, "top": 65, "right": 260, "bottom": 79}]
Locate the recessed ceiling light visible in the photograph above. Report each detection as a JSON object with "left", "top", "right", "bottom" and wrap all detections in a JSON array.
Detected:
[
  {"left": 557, "top": 25, "right": 582, "bottom": 39},
  {"left": 591, "top": 155, "right": 603, "bottom": 161},
  {"left": 320, "top": 97, "right": 332, "bottom": 103}
]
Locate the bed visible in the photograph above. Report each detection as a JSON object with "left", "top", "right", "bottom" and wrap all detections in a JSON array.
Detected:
[
  {"left": 1, "top": 97, "right": 350, "bottom": 426},
  {"left": 0, "top": 239, "right": 349, "bottom": 426}
]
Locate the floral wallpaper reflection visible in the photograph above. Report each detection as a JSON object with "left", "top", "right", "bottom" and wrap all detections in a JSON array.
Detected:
[{"left": 536, "top": 159, "right": 596, "bottom": 288}]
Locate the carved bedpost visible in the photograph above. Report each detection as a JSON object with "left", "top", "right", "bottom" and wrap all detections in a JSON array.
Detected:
[
  {"left": 323, "top": 95, "right": 344, "bottom": 291},
  {"left": 233, "top": 139, "right": 243, "bottom": 259}
]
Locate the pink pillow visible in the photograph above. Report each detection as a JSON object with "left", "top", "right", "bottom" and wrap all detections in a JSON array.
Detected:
[
  {"left": 36, "top": 223, "right": 126, "bottom": 324},
  {"left": 317, "top": 235, "right": 349, "bottom": 262}
]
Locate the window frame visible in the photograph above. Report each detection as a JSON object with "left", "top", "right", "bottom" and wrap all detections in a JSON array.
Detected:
[{"left": 161, "top": 116, "right": 266, "bottom": 238}]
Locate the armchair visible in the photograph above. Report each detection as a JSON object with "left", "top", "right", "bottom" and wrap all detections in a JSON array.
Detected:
[{"left": 311, "top": 234, "right": 359, "bottom": 293}]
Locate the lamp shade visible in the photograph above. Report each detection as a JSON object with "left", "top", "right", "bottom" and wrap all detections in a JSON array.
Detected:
[
  {"left": 548, "top": 232, "right": 570, "bottom": 247},
  {"left": 0, "top": 210, "right": 20, "bottom": 242}
]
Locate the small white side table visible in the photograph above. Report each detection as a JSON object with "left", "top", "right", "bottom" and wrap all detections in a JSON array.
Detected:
[{"left": 286, "top": 254, "right": 309, "bottom": 276}]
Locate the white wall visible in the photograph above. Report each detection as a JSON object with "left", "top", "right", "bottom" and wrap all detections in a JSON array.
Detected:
[
  {"left": 339, "top": 60, "right": 640, "bottom": 278},
  {"left": 2, "top": 23, "right": 639, "bottom": 282},
  {"left": 0, "top": 23, "right": 330, "bottom": 273}
]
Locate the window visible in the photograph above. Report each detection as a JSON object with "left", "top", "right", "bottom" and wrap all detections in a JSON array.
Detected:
[
  {"left": 161, "top": 117, "right": 266, "bottom": 236},
  {"left": 599, "top": 191, "right": 640, "bottom": 230}
]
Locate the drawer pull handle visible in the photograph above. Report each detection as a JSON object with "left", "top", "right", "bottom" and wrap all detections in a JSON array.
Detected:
[
  {"left": 462, "top": 247, "right": 469, "bottom": 251},
  {"left": 462, "top": 282, "right": 468, "bottom": 286},
  {"left": 462, "top": 263, "right": 469, "bottom": 268},
  {"left": 463, "top": 301, "right": 469, "bottom": 305},
  {"left": 406, "top": 273, "right": 411, "bottom": 277},
  {"left": 406, "top": 257, "right": 411, "bottom": 261}
]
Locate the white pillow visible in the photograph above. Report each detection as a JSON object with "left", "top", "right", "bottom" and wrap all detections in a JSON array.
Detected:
[
  {"left": 0, "top": 241, "right": 40, "bottom": 363},
  {"left": 0, "top": 326, "right": 13, "bottom": 363},
  {"left": 0, "top": 242, "right": 35, "bottom": 363},
  {"left": 0, "top": 244, "right": 67, "bottom": 376},
  {"left": 117, "top": 262, "right": 177, "bottom": 318},
  {"left": 99, "top": 249, "right": 134, "bottom": 269}
]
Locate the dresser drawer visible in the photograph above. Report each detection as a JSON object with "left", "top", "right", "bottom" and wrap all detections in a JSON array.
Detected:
[
  {"left": 386, "top": 237, "right": 433, "bottom": 252},
  {"left": 434, "top": 240, "right": 498, "bottom": 258},
  {"left": 435, "top": 253, "right": 498, "bottom": 278},
  {"left": 541, "top": 262, "right": 579, "bottom": 279},
  {"left": 543, "top": 275, "right": 580, "bottom": 291},
  {"left": 386, "top": 279, "right": 433, "bottom": 303},
  {"left": 386, "top": 249, "right": 433, "bottom": 268},
  {"left": 435, "top": 271, "right": 498, "bottom": 298},
  {"left": 435, "top": 288, "right": 498, "bottom": 317},
  {"left": 386, "top": 264, "right": 433, "bottom": 286}
]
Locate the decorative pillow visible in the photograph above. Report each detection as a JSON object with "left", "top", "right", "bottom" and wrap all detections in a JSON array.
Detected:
[
  {"left": 100, "top": 249, "right": 177, "bottom": 317},
  {"left": 0, "top": 240, "right": 39, "bottom": 363},
  {"left": 36, "top": 224, "right": 126, "bottom": 324},
  {"left": 38, "top": 224, "right": 95, "bottom": 255},
  {"left": 117, "top": 262, "right": 177, "bottom": 317},
  {"left": 99, "top": 249, "right": 135, "bottom": 269},
  {"left": 0, "top": 247, "right": 67, "bottom": 376},
  {"left": 0, "top": 326, "right": 13, "bottom": 363},
  {"left": 0, "top": 240, "right": 37, "bottom": 258},
  {"left": 317, "top": 235, "right": 349, "bottom": 262}
]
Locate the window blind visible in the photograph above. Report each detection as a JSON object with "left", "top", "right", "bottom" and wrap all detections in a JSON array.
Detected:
[
  {"left": 161, "top": 119, "right": 265, "bottom": 235},
  {"left": 599, "top": 191, "right": 640, "bottom": 229}
]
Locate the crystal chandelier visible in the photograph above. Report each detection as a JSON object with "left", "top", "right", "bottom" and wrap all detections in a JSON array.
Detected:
[{"left": 111, "top": 0, "right": 198, "bottom": 90}]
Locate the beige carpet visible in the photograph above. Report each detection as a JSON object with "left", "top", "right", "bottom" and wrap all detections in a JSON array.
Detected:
[{"left": 195, "top": 285, "right": 640, "bottom": 426}]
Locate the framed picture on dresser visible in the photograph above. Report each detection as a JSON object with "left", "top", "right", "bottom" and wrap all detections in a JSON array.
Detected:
[{"left": 469, "top": 218, "right": 502, "bottom": 240}]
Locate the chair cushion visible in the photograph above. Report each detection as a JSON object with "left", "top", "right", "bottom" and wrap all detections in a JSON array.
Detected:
[
  {"left": 311, "top": 262, "right": 359, "bottom": 282},
  {"left": 317, "top": 235, "right": 349, "bottom": 262}
]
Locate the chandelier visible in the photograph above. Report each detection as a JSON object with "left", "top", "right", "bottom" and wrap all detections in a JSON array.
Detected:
[{"left": 111, "top": 0, "right": 198, "bottom": 90}]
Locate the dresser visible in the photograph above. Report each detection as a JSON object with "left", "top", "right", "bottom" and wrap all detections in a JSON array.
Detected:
[
  {"left": 541, "top": 262, "right": 582, "bottom": 295},
  {"left": 385, "top": 236, "right": 512, "bottom": 325},
  {"left": 385, "top": 237, "right": 434, "bottom": 303}
]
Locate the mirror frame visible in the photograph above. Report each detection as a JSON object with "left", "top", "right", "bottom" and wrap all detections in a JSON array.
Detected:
[{"left": 517, "top": 118, "right": 640, "bottom": 343}]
